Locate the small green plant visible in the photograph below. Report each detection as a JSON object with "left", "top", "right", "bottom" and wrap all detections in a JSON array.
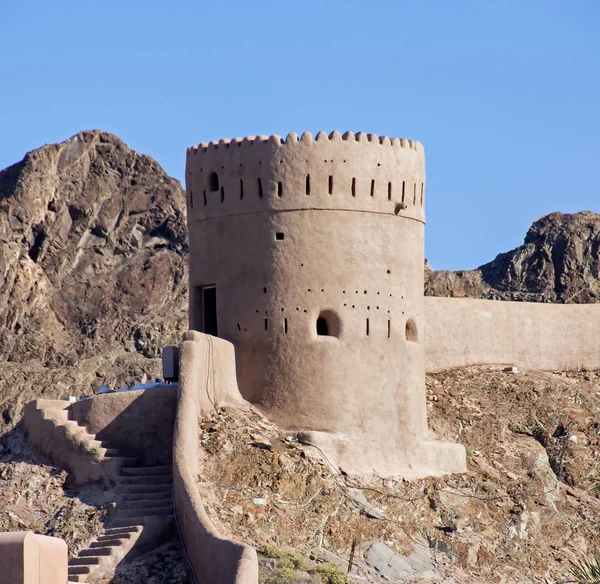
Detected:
[
  {"left": 259, "top": 544, "right": 285, "bottom": 559},
  {"left": 313, "top": 562, "right": 349, "bottom": 584},
  {"left": 564, "top": 553, "right": 600, "bottom": 583},
  {"left": 258, "top": 545, "right": 307, "bottom": 583}
]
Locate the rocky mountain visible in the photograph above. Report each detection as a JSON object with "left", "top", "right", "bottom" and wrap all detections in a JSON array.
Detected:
[
  {"left": 0, "top": 131, "right": 188, "bottom": 427},
  {"left": 425, "top": 211, "right": 600, "bottom": 303}
]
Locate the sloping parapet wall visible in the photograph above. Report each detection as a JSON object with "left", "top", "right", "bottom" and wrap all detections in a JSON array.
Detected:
[
  {"left": 424, "top": 297, "right": 600, "bottom": 372},
  {"left": 174, "top": 330, "right": 258, "bottom": 584},
  {"left": 70, "top": 387, "right": 177, "bottom": 465},
  {"left": 0, "top": 532, "right": 67, "bottom": 584}
]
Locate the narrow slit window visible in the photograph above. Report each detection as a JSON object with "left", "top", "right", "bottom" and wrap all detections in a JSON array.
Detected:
[
  {"left": 413, "top": 183, "right": 417, "bottom": 205},
  {"left": 328, "top": 175, "right": 333, "bottom": 194},
  {"left": 305, "top": 175, "right": 311, "bottom": 196},
  {"left": 278, "top": 181, "right": 283, "bottom": 197},
  {"left": 258, "top": 178, "right": 263, "bottom": 198},
  {"left": 284, "top": 318, "right": 288, "bottom": 334},
  {"left": 190, "top": 190, "right": 194, "bottom": 209},
  {"left": 401, "top": 181, "right": 405, "bottom": 203},
  {"left": 203, "top": 189, "right": 207, "bottom": 206},
  {"left": 240, "top": 179, "right": 244, "bottom": 199},
  {"left": 420, "top": 183, "right": 424, "bottom": 206},
  {"left": 220, "top": 186, "right": 225, "bottom": 203},
  {"left": 264, "top": 318, "right": 268, "bottom": 331},
  {"left": 366, "top": 318, "right": 370, "bottom": 336},
  {"left": 387, "top": 319, "right": 391, "bottom": 338},
  {"left": 351, "top": 177, "right": 356, "bottom": 197},
  {"left": 370, "top": 179, "right": 375, "bottom": 197},
  {"left": 237, "top": 323, "right": 241, "bottom": 331},
  {"left": 209, "top": 172, "right": 219, "bottom": 192},
  {"left": 388, "top": 182, "right": 392, "bottom": 201}
]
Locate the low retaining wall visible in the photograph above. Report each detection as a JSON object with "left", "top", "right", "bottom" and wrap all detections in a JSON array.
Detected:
[
  {"left": 174, "top": 330, "right": 258, "bottom": 584},
  {"left": 424, "top": 297, "right": 600, "bottom": 372},
  {"left": 70, "top": 387, "right": 177, "bottom": 465}
]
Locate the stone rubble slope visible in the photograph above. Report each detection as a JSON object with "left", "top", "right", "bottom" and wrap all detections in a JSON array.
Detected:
[
  {"left": 196, "top": 368, "right": 600, "bottom": 584},
  {"left": 0, "top": 130, "right": 188, "bottom": 430},
  {"left": 425, "top": 211, "right": 600, "bottom": 303}
]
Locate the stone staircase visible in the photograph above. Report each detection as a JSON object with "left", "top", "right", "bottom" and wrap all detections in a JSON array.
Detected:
[
  {"left": 24, "top": 399, "right": 175, "bottom": 583},
  {"left": 68, "top": 464, "right": 175, "bottom": 583}
]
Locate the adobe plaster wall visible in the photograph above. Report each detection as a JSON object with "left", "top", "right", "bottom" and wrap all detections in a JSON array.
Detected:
[
  {"left": 174, "top": 330, "right": 258, "bottom": 584},
  {"left": 186, "top": 132, "right": 465, "bottom": 478},
  {"left": 0, "top": 531, "right": 67, "bottom": 584},
  {"left": 70, "top": 387, "right": 177, "bottom": 465},
  {"left": 424, "top": 297, "right": 600, "bottom": 372}
]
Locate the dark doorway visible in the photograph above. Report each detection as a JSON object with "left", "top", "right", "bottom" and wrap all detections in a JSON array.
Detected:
[{"left": 202, "top": 286, "right": 218, "bottom": 336}]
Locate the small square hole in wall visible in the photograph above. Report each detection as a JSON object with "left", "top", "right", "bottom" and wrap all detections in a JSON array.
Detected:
[{"left": 275, "top": 232, "right": 285, "bottom": 241}]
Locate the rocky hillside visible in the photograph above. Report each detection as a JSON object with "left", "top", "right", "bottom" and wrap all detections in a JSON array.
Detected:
[
  {"left": 425, "top": 211, "right": 600, "bottom": 303},
  {"left": 198, "top": 367, "right": 600, "bottom": 584},
  {"left": 0, "top": 131, "right": 188, "bottom": 428}
]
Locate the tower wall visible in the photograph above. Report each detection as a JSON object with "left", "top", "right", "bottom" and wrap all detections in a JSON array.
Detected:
[{"left": 186, "top": 131, "right": 465, "bottom": 477}]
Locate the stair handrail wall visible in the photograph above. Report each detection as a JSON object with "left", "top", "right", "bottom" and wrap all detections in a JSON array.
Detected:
[{"left": 173, "top": 330, "right": 258, "bottom": 584}]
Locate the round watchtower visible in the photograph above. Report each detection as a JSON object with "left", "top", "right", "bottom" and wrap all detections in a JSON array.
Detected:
[{"left": 186, "top": 131, "right": 465, "bottom": 477}]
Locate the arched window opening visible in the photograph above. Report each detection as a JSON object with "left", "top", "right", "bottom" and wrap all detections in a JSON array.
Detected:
[
  {"left": 315, "top": 310, "right": 340, "bottom": 338},
  {"left": 405, "top": 318, "right": 418, "bottom": 343},
  {"left": 209, "top": 172, "right": 219, "bottom": 192}
]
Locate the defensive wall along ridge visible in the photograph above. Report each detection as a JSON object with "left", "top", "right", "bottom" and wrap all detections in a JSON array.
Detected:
[{"left": 424, "top": 297, "right": 600, "bottom": 372}]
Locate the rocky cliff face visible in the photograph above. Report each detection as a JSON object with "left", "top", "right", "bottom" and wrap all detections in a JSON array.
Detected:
[
  {"left": 425, "top": 211, "right": 600, "bottom": 303},
  {"left": 0, "top": 131, "right": 187, "bottom": 426}
]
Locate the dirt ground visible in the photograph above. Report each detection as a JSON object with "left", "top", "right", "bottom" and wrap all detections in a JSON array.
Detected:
[{"left": 198, "top": 366, "right": 600, "bottom": 584}]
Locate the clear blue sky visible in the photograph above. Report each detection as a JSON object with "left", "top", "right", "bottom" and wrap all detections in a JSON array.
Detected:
[{"left": 1, "top": 0, "right": 598, "bottom": 270}]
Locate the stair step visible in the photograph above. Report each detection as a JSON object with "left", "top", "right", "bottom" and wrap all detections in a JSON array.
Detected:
[
  {"left": 115, "top": 484, "right": 172, "bottom": 495},
  {"left": 117, "top": 475, "right": 173, "bottom": 486},
  {"left": 68, "top": 566, "right": 92, "bottom": 575},
  {"left": 103, "top": 449, "right": 120, "bottom": 456},
  {"left": 107, "top": 457, "right": 138, "bottom": 466},
  {"left": 114, "top": 506, "right": 174, "bottom": 519},
  {"left": 119, "top": 498, "right": 172, "bottom": 510},
  {"left": 80, "top": 547, "right": 114, "bottom": 557},
  {"left": 69, "top": 556, "right": 102, "bottom": 566},
  {"left": 120, "top": 465, "right": 172, "bottom": 477},
  {"left": 68, "top": 577, "right": 89, "bottom": 583},
  {"left": 105, "top": 518, "right": 148, "bottom": 528},
  {"left": 102, "top": 525, "right": 142, "bottom": 536},
  {"left": 91, "top": 538, "right": 128, "bottom": 547},
  {"left": 118, "top": 491, "right": 172, "bottom": 502}
]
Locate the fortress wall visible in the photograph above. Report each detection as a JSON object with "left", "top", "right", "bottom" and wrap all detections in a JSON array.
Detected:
[
  {"left": 69, "top": 387, "right": 177, "bottom": 465},
  {"left": 186, "top": 131, "right": 425, "bottom": 224},
  {"left": 174, "top": 331, "right": 258, "bottom": 584},
  {"left": 424, "top": 297, "right": 600, "bottom": 372}
]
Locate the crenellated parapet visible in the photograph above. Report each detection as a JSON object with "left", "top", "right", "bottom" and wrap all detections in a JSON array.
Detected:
[{"left": 186, "top": 131, "right": 426, "bottom": 224}]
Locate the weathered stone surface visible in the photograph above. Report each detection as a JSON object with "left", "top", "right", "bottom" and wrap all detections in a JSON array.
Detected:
[
  {"left": 425, "top": 211, "right": 600, "bottom": 303},
  {"left": 363, "top": 540, "right": 437, "bottom": 581},
  {"left": 0, "top": 130, "right": 187, "bottom": 429}
]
